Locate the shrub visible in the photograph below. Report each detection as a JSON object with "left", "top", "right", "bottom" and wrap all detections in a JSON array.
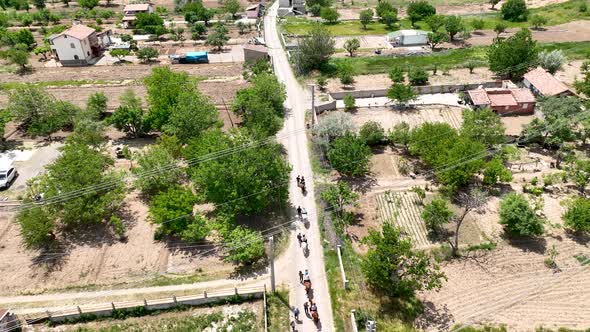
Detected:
[
  {"left": 359, "top": 121, "right": 384, "bottom": 145},
  {"left": 328, "top": 133, "right": 372, "bottom": 177},
  {"left": 316, "top": 76, "right": 328, "bottom": 91},
  {"left": 563, "top": 197, "right": 590, "bottom": 233},
  {"left": 389, "top": 66, "right": 405, "bottom": 83},
  {"left": 471, "top": 18, "right": 485, "bottom": 31},
  {"left": 315, "top": 111, "right": 356, "bottom": 141},
  {"left": 408, "top": 67, "right": 429, "bottom": 85},
  {"left": 530, "top": 14, "right": 548, "bottom": 29},
  {"left": 501, "top": 0, "right": 528, "bottom": 22},
  {"left": 320, "top": 7, "right": 340, "bottom": 23},
  {"left": 344, "top": 94, "right": 356, "bottom": 111},
  {"left": 538, "top": 49, "right": 566, "bottom": 74},
  {"left": 499, "top": 193, "right": 544, "bottom": 236}
]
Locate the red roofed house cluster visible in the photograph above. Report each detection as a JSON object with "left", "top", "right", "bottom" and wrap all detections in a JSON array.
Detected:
[
  {"left": 523, "top": 67, "right": 574, "bottom": 97},
  {"left": 49, "top": 23, "right": 111, "bottom": 66}
]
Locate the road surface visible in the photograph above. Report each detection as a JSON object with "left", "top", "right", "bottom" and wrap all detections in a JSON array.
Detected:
[{"left": 265, "top": 3, "right": 335, "bottom": 331}]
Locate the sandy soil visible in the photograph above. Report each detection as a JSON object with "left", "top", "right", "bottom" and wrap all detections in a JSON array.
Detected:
[
  {"left": 469, "top": 21, "right": 590, "bottom": 46},
  {"left": 0, "top": 192, "right": 237, "bottom": 297}
]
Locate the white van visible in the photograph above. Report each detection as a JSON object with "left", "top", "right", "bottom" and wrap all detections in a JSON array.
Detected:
[{"left": 0, "top": 162, "right": 17, "bottom": 189}]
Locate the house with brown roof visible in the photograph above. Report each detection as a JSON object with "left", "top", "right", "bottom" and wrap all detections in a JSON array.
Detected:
[
  {"left": 122, "top": 3, "right": 154, "bottom": 28},
  {"left": 523, "top": 67, "right": 574, "bottom": 97},
  {"left": 245, "top": 3, "right": 264, "bottom": 19},
  {"left": 466, "top": 81, "right": 536, "bottom": 115},
  {"left": 49, "top": 24, "right": 111, "bottom": 66}
]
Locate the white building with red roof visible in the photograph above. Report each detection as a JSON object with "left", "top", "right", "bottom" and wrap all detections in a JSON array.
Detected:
[
  {"left": 49, "top": 24, "right": 111, "bottom": 66},
  {"left": 523, "top": 67, "right": 574, "bottom": 97},
  {"left": 122, "top": 3, "right": 154, "bottom": 28}
]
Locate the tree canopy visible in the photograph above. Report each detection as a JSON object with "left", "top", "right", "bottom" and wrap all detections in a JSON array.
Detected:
[
  {"left": 292, "top": 23, "right": 335, "bottom": 74},
  {"left": 487, "top": 28, "right": 537, "bottom": 78},
  {"left": 499, "top": 193, "right": 544, "bottom": 236},
  {"left": 133, "top": 145, "right": 183, "bottom": 196},
  {"left": 501, "top": 0, "right": 528, "bottom": 22},
  {"left": 361, "top": 222, "right": 446, "bottom": 298},
  {"left": 563, "top": 197, "right": 590, "bottom": 234},
  {"left": 149, "top": 186, "right": 198, "bottom": 239},
  {"left": 407, "top": 1, "right": 436, "bottom": 26},
  {"left": 186, "top": 129, "right": 291, "bottom": 216},
  {"left": 461, "top": 108, "right": 506, "bottom": 146},
  {"left": 328, "top": 133, "right": 372, "bottom": 177}
]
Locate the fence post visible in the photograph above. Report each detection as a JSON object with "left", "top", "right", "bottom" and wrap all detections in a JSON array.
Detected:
[
  {"left": 350, "top": 309, "right": 359, "bottom": 332},
  {"left": 46, "top": 310, "right": 52, "bottom": 319},
  {"left": 77, "top": 306, "right": 82, "bottom": 315},
  {"left": 173, "top": 295, "right": 177, "bottom": 305},
  {"left": 337, "top": 244, "right": 349, "bottom": 290},
  {"left": 234, "top": 287, "right": 238, "bottom": 295},
  {"left": 111, "top": 302, "right": 116, "bottom": 311},
  {"left": 203, "top": 290, "right": 207, "bottom": 298},
  {"left": 144, "top": 299, "right": 148, "bottom": 308}
]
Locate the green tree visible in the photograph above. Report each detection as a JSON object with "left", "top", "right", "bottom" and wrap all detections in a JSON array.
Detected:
[
  {"left": 78, "top": 0, "right": 99, "bottom": 9},
  {"left": 110, "top": 49, "right": 130, "bottom": 62},
  {"left": 108, "top": 106, "right": 147, "bottom": 137},
  {"left": 487, "top": 28, "right": 537, "bottom": 78},
  {"left": 320, "top": 7, "right": 340, "bottom": 23},
  {"left": 32, "top": 0, "right": 45, "bottom": 9},
  {"left": 134, "top": 145, "right": 182, "bottom": 196},
  {"left": 427, "top": 31, "right": 448, "bottom": 50},
  {"left": 494, "top": 22, "right": 507, "bottom": 37},
  {"left": 16, "top": 207, "right": 56, "bottom": 249},
  {"left": 292, "top": 23, "right": 335, "bottom": 74},
  {"left": 321, "top": 181, "right": 358, "bottom": 231},
  {"left": 422, "top": 198, "right": 453, "bottom": 234},
  {"left": 223, "top": 225, "right": 265, "bottom": 264},
  {"left": 207, "top": 23, "right": 229, "bottom": 50},
  {"left": 408, "top": 67, "right": 429, "bottom": 85},
  {"left": 381, "top": 10, "right": 397, "bottom": 28},
  {"left": 136, "top": 47, "right": 159, "bottom": 63},
  {"left": 387, "top": 83, "right": 416, "bottom": 107},
  {"left": 343, "top": 94, "right": 356, "bottom": 111},
  {"left": 501, "top": 0, "right": 528, "bottom": 22},
  {"left": 530, "top": 14, "right": 547, "bottom": 29},
  {"left": 435, "top": 136, "right": 486, "bottom": 190},
  {"left": 359, "top": 121, "right": 385, "bottom": 145},
  {"left": 69, "top": 111, "right": 105, "bottom": 147},
  {"left": 575, "top": 61, "right": 590, "bottom": 97},
  {"left": 222, "top": 0, "right": 241, "bottom": 18},
  {"left": 461, "top": 108, "right": 505, "bottom": 146},
  {"left": 388, "top": 121, "right": 411, "bottom": 151},
  {"left": 186, "top": 129, "right": 291, "bottom": 215},
  {"left": 1, "top": 43, "right": 30, "bottom": 72},
  {"left": 376, "top": 0, "right": 395, "bottom": 18},
  {"left": 389, "top": 66, "right": 405, "bottom": 83},
  {"left": 163, "top": 89, "right": 220, "bottom": 143},
  {"left": 407, "top": 0, "right": 436, "bottom": 26},
  {"left": 444, "top": 15, "right": 464, "bottom": 41},
  {"left": 149, "top": 186, "right": 196, "bottom": 238},
  {"left": 86, "top": 92, "right": 108, "bottom": 117},
  {"left": 567, "top": 159, "right": 590, "bottom": 193},
  {"left": 328, "top": 133, "right": 372, "bottom": 177},
  {"left": 338, "top": 62, "right": 354, "bottom": 85},
  {"left": 483, "top": 156, "right": 513, "bottom": 185},
  {"left": 499, "top": 193, "right": 544, "bottom": 236},
  {"left": 343, "top": 38, "right": 360, "bottom": 57},
  {"left": 135, "top": 12, "right": 166, "bottom": 35},
  {"left": 359, "top": 8, "right": 373, "bottom": 29},
  {"left": 522, "top": 96, "right": 584, "bottom": 147},
  {"left": 426, "top": 14, "right": 445, "bottom": 32},
  {"left": 563, "top": 197, "right": 590, "bottom": 233},
  {"left": 538, "top": 50, "right": 566, "bottom": 74},
  {"left": 33, "top": 45, "right": 50, "bottom": 60},
  {"left": 361, "top": 222, "right": 446, "bottom": 298},
  {"left": 471, "top": 18, "right": 485, "bottom": 31},
  {"left": 144, "top": 66, "right": 193, "bottom": 130},
  {"left": 191, "top": 22, "right": 207, "bottom": 39}
]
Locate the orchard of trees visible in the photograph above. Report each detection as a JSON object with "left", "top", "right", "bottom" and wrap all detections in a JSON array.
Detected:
[{"left": 11, "top": 65, "right": 288, "bottom": 266}]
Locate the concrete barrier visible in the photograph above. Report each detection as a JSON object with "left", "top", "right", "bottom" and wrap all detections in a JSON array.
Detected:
[
  {"left": 329, "top": 81, "right": 502, "bottom": 100},
  {"left": 337, "top": 245, "right": 349, "bottom": 290},
  {"left": 314, "top": 100, "right": 337, "bottom": 113},
  {"left": 28, "top": 286, "right": 266, "bottom": 324},
  {"left": 350, "top": 309, "right": 359, "bottom": 332}
]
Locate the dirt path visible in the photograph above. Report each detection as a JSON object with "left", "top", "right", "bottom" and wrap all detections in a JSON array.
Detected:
[{"left": 1, "top": 276, "right": 268, "bottom": 313}]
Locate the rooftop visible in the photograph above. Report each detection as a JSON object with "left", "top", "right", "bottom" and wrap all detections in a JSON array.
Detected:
[
  {"left": 50, "top": 24, "right": 95, "bottom": 40},
  {"left": 523, "top": 67, "right": 571, "bottom": 96},
  {"left": 387, "top": 30, "right": 428, "bottom": 38},
  {"left": 123, "top": 3, "right": 152, "bottom": 12},
  {"left": 468, "top": 87, "right": 535, "bottom": 107}
]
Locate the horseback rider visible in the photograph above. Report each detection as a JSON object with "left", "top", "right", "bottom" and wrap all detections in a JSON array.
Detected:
[
  {"left": 310, "top": 302, "right": 317, "bottom": 312},
  {"left": 301, "top": 234, "right": 307, "bottom": 243},
  {"left": 303, "top": 269, "right": 310, "bottom": 281},
  {"left": 297, "top": 206, "right": 302, "bottom": 217}
]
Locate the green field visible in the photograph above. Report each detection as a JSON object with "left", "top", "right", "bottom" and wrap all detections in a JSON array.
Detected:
[
  {"left": 328, "top": 41, "right": 590, "bottom": 75},
  {"left": 282, "top": 0, "right": 590, "bottom": 36}
]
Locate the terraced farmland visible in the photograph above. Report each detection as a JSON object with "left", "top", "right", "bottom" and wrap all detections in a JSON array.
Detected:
[{"left": 375, "top": 191, "right": 432, "bottom": 248}]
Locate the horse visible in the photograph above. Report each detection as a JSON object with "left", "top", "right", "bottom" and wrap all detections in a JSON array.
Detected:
[{"left": 311, "top": 310, "right": 319, "bottom": 322}]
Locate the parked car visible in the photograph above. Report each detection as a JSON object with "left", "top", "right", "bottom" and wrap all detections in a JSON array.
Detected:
[{"left": 0, "top": 163, "right": 17, "bottom": 188}]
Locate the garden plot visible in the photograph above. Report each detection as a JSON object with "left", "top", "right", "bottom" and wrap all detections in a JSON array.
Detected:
[
  {"left": 348, "top": 105, "right": 464, "bottom": 132},
  {"left": 375, "top": 191, "right": 431, "bottom": 248},
  {"left": 334, "top": 36, "right": 392, "bottom": 50}
]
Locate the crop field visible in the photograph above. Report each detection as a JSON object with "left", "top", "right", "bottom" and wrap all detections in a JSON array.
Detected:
[{"left": 375, "top": 191, "right": 432, "bottom": 249}]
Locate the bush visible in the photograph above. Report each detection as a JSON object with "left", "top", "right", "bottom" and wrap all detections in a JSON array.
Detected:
[
  {"left": 499, "top": 193, "right": 544, "bottom": 237},
  {"left": 309, "top": 4, "right": 322, "bottom": 16},
  {"left": 530, "top": 14, "right": 548, "bottom": 29},
  {"left": 471, "top": 18, "right": 485, "bottom": 31},
  {"left": 501, "top": 0, "right": 528, "bottom": 22},
  {"left": 328, "top": 133, "right": 372, "bottom": 177},
  {"left": 359, "top": 121, "right": 384, "bottom": 145},
  {"left": 343, "top": 94, "right": 356, "bottom": 111},
  {"left": 563, "top": 197, "right": 590, "bottom": 233},
  {"left": 320, "top": 7, "right": 340, "bottom": 23},
  {"left": 316, "top": 76, "right": 328, "bottom": 91},
  {"left": 315, "top": 111, "right": 356, "bottom": 141},
  {"left": 538, "top": 49, "right": 566, "bottom": 74},
  {"left": 408, "top": 67, "right": 429, "bottom": 85},
  {"left": 389, "top": 66, "right": 405, "bottom": 83},
  {"left": 422, "top": 198, "right": 453, "bottom": 234}
]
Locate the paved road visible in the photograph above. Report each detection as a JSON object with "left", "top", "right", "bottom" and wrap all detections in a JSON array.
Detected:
[{"left": 265, "top": 3, "right": 335, "bottom": 331}]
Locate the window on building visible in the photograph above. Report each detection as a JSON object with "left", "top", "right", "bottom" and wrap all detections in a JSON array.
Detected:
[
  {"left": 87, "top": 51, "right": 90, "bottom": 56},
  {"left": 505, "top": 106, "right": 509, "bottom": 110},
  {"left": 522, "top": 103, "right": 528, "bottom": 109},
  {"left": 70, "top": 43, "right": 75, "bottom": 49},
  {"left": 74, "top": 55, "right": 79, "bottom": 60}
]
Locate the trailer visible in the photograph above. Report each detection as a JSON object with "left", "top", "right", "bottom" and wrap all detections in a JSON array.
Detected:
[{"left": 169, "top": 51, "right": 209, "bottom": 64}]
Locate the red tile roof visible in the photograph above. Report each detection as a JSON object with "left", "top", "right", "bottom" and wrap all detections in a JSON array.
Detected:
[
  {"left": 123, "top": 3, "right": 152, "bottom": 12},
  {"left": 523, "top": 67, "right": 571, "bottom": 96},
  {"left": 468, "top": 88, "right": 535, "bottom": 107},
  {"left": 55, "top": 24, "right": 95, "bottom": 40}
]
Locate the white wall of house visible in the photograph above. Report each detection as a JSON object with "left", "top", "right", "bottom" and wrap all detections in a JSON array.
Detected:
[{"left": 50, "top": 35, "right": 92, "bottom": 63}]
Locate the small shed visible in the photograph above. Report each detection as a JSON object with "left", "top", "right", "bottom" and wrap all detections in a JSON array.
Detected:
[
  {"left": 387, "top": 30, "right": 428, "bottom": 46},
  {"left": 244, "top": 44, "right": 269, "bottom": 62}
]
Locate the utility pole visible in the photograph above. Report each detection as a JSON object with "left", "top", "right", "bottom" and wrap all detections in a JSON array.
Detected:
[
  {"left": 269, "top": 235, "right": 276, "bottom": 292},
  {"left": 310, "top": 84, "right": 315, "bottom": 128}
]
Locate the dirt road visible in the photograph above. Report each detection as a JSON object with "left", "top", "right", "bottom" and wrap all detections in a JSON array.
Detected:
[{"left": 265, "top": 3, "right": 335, "bottom": 331}]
